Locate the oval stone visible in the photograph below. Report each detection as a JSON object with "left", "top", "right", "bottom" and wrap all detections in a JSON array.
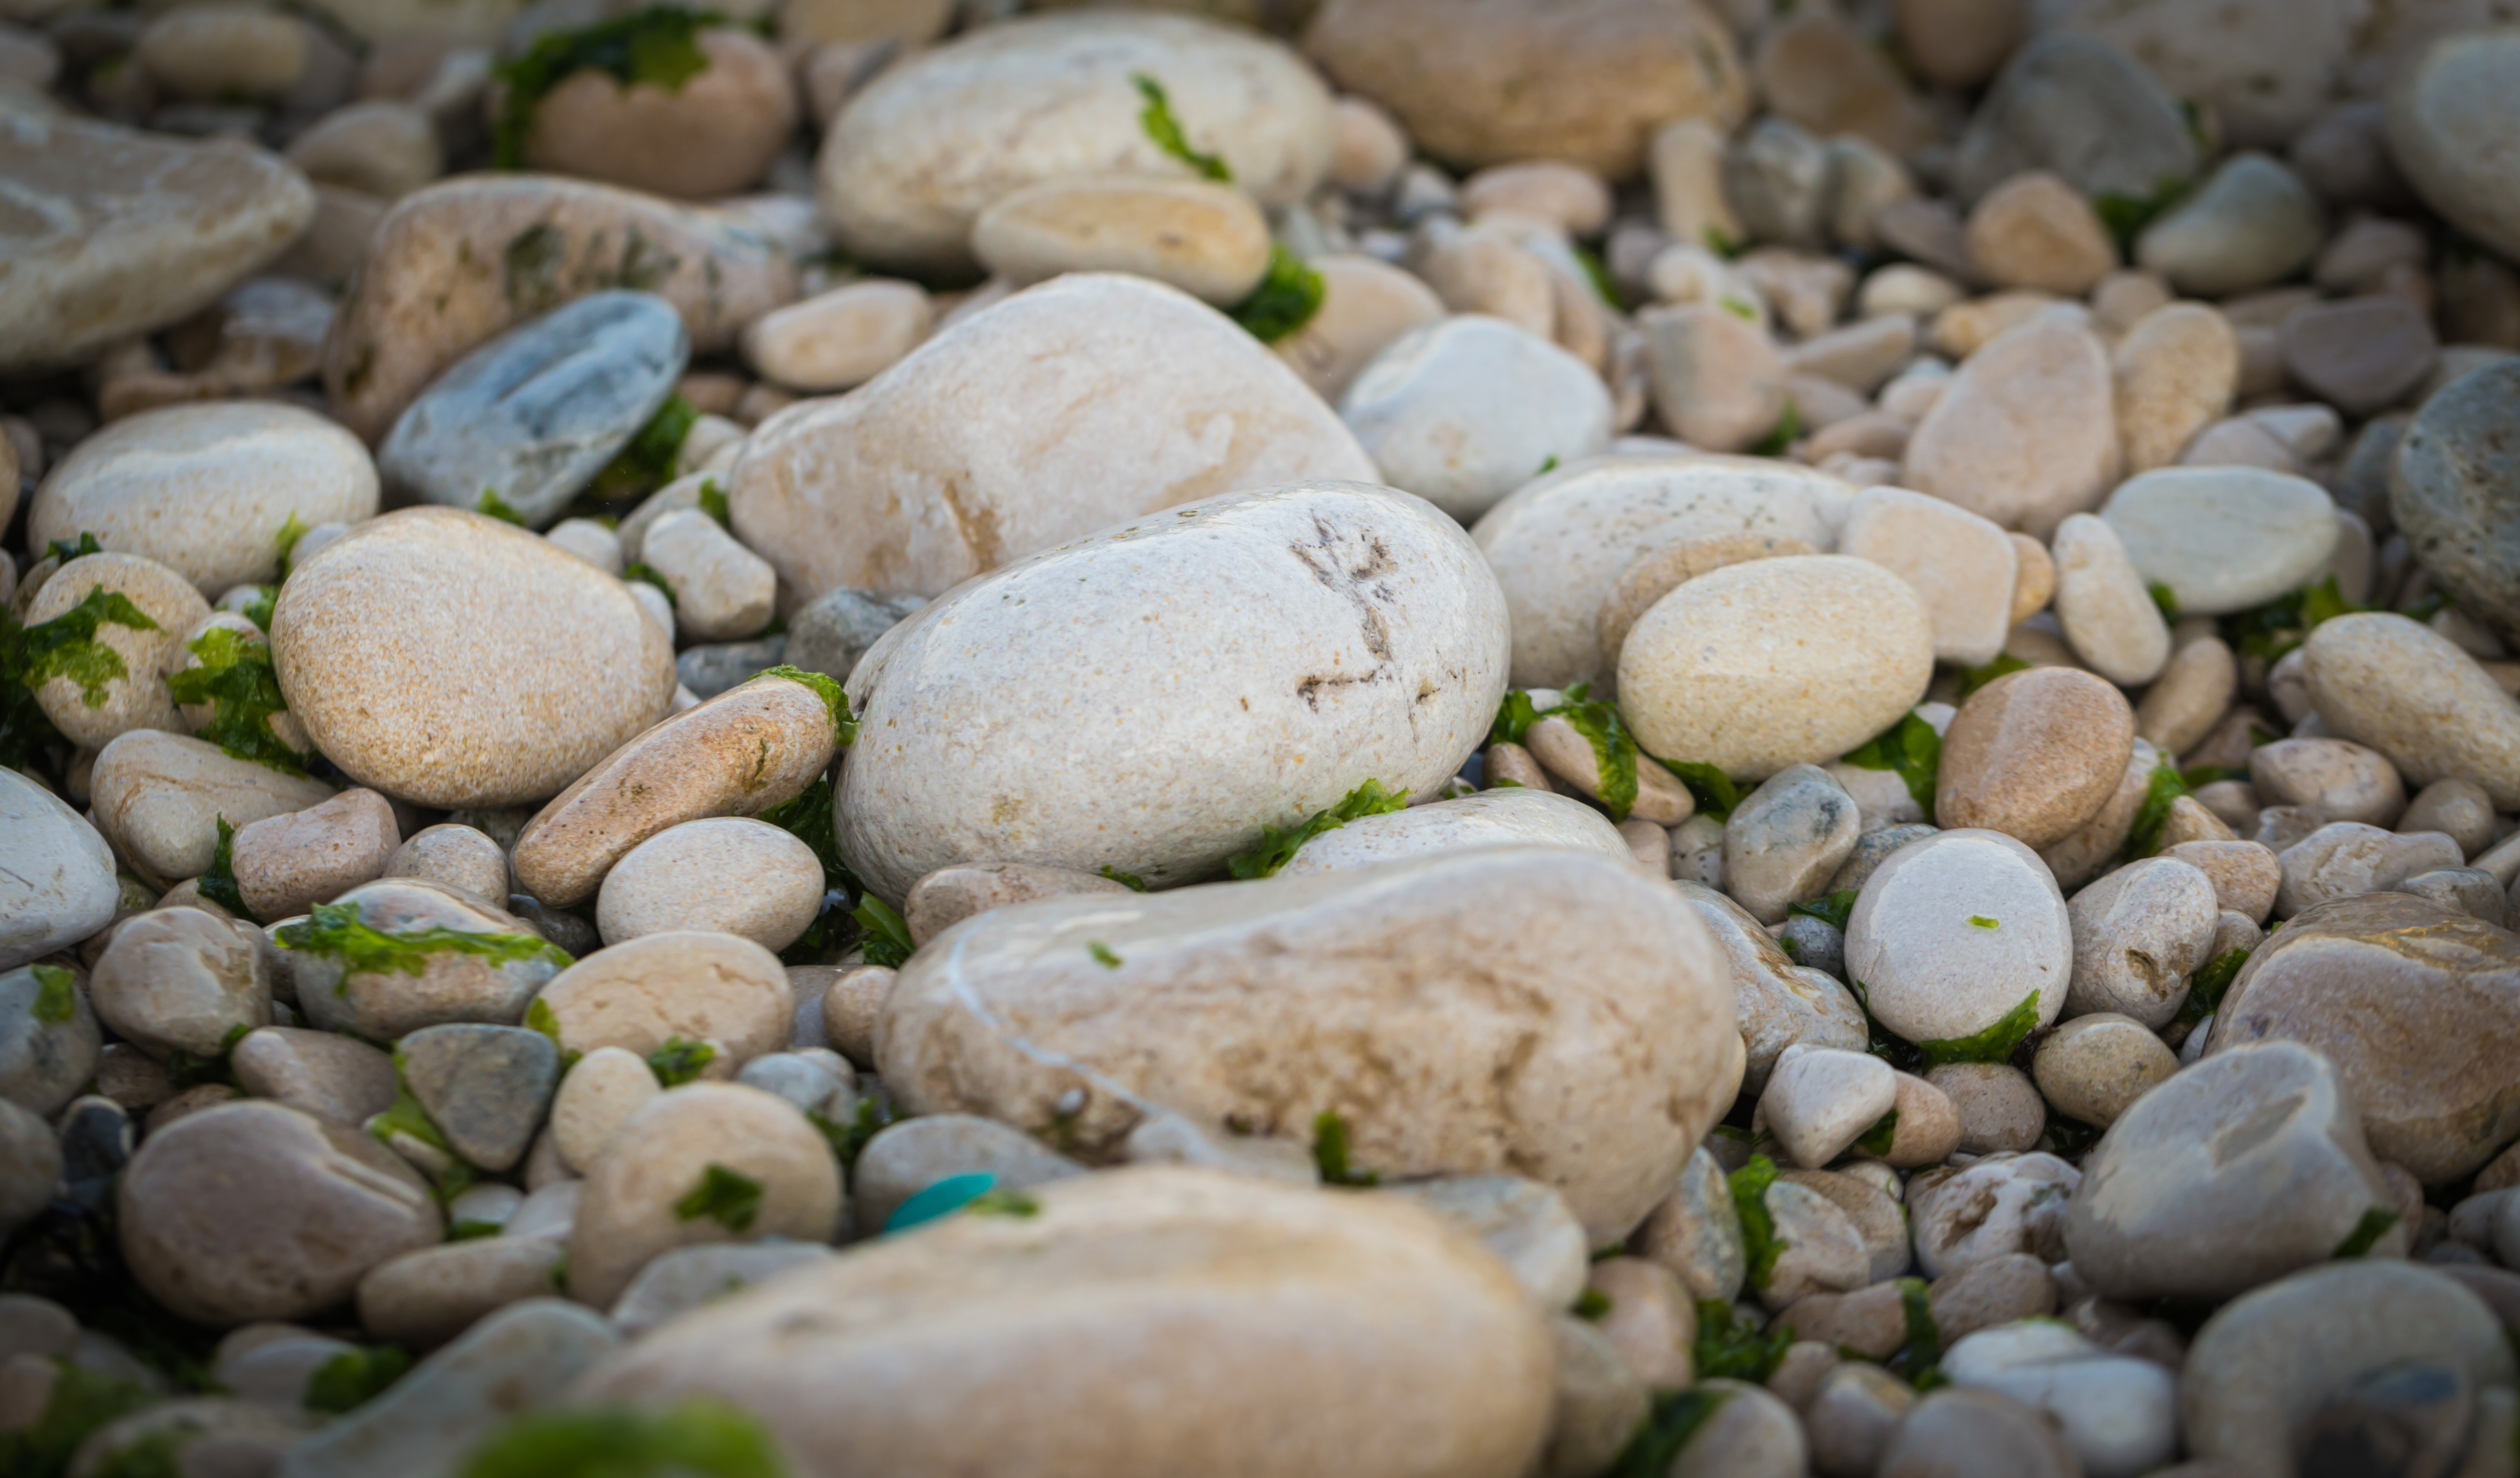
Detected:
[
  {"left": 2385, "top": 30, "right": 2520, "bottom": 265},
  {"left": 1470, "top": 456, "right": 1856, "bottom": 691},
  {"left": 1279, "top": 788, "right": 1632, "bottom": 878},
  {"left": 2099, "top": 466, "right": 2339, "bottom": 617},
  {"left": 1844, "top": 829, "right": 2071, "bottom": 1046},
  {"left": 1340, "top": 315, "right": 1614, "bottom": 524},
  {"left": 2388, "top": 359, "right": 2520, "bottom": 642},
  {"left": 836, "top": 482, "right": 1505, "bottom": 900},
  {"left": 0, "top": 768, "right": 117, "bottom": 970},
  {"left": 2304, "top": 612, "right": 2520, "bottom": 809},
  {"left": 273, "top": 507, "right": 676, "bottom": 806},
  {"left": 881, "top": 849, "right": 1739, "bottom": 1242},
  {"left": 1617, "top": 555, "right": 1935, "bottom": 782},
  {"left": 378, "top": 291, "right": 688, "bottom": 529},
  {"left": 817, "top": 12, "right": 1334, "bottom": 272},
  {"left": 579, "top": 1166, "right": 1554, "bottom": 1478},
  {"left": 28, "top": 402, "right": 379, "bottom": 596},
  {"left": 727, "top": 273, "right": 1376, "bottom": 607}
]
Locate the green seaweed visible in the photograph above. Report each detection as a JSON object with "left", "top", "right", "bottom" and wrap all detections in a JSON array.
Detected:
[
  {"left": 475, "top": 489, "right": 528, "bottom": 526},
  {"left": 588, "top": 394, "right": 701, "bottom": 505},
  {"left": 198, "top": 816, "right": 251, "bottom": 920},
  {"left": 1229, "top": 245, "right": 1327, "bottom": 343},
  {"left": 1312, "top": 1109, "right": 1378, "bottom": 1187},
  {"left": 1664, "top": 760, "right": 1741, "bottom": 823},
  {"left": 1572, "top": 1287, "right": 1613, "bottom": 1321},
  {"left": 456, "top": 1399, "right": 789, "bottom": 1478},
  {"left": 272, "top": 513, "right": 311, "bottom": 579},
  {"left": 1086, "top": 941, "right": 1122, "bottom": 969},
  {"left": 277, "top": 901, "right": 573, "bottom": 986},
  {"left": 1131, "top": 72, "right": 1231, "bottom": 181},
  {"left": 12, "top": 586, "right": 161, "bottom": 707},
  {"left": 1610, "top": 1386, "right": 1732, "bottom": 1478},
  {"left": 748, "top": 665, "right": 855, "bottom": 745},
  {"left": 1840, "top": 711, "right": 1941, "bottom": 816},
  {"left": 2174, "top": 947, "right": 2252, "bottom": 1030},
  {"left": 2124, "top": 762, "right": 2188, "bottom": 860},
  {"left": 852, "top": 894, "right": 913, "bottom": 968},
  {"left": 2332, "top": 1206, "right": 2400, "bottom": 1258},
  {"left": 492, "top": 7, "right": 719, "bottom": 170},
  {"left": 1226, "top": 779, "right": 1410, "bottom": 879},
  {"left": 673, "top": 1164, "right": 762, "bottom": 1232},
  {"left": 0, "top": 1361, "right": 156, "bottom": 1478},
  {"left": 2147, "top": 580, "right": 2182, "bottom": 625},
  {"left": 1786, "top": 889, "right": 1858, "bottom": 933},
  {"left": 1728, "top": 1154, "right": 1785, "bottom": 1291},
  {"left": 29, "top": 965, "right": 77, "bottom": 1025},
  {"left": 1916, "top": 989, "right": 2043, "bottom": 1068},
  {"left": 1693, "top": 1299, "right": 1792, "bottom": 1383},
  {"left": 962, "top": 1188, "right": 1040, "bottom": 1218},
  {"left": 1855, "top": 1107, "right": 1899, "bottom": 1158},
  {"left": 1550, "top": 681, "right": 1644, "bottom": 820},
  {"left": 1096, "top": 866, "right": 1147, "bottom": 892},
  {"left": 166, "top": 625, "right": 309, "bottom": 775},
  {"left": 303, "top": 1345, "right": 411, "bottom": 1414},
  {"left": 646, "top": 1036, "right": 716, "bottom": 1086}
]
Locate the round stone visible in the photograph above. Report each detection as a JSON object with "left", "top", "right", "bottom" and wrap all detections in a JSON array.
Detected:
[
  {"left": 520, "top": 27, "right": 795, "bottom": 200},
  {"left": 0, "top": 767, "right": 117, "bottom": 971},
  {"left": 971, "top": 177, "right": 1272, "bottom": 307},
  {"left": 2386, "top": 30, "right": 2520, "bottom": 265},
  {"left": 23, "top": 553, "right": 212, "bottom": 751},
  {"left": 2029, "top": 1013, "right": 2176, "bottom": 1128},
  {"left": 1340, "top": 316, "right": 1613, "bottom": 523},
  {"left": 1936, "top": 667, "right": 2135, "bottom": 850},
  {"left": 596, "top": 818, "right": 824, "bottom": 952},
  {"left": 2304, "top": 612, "right": 2520, "bottom": 809},
  {"left": 533, "top": 930, "right": 793, "bottom": 1075},
  {"left": 1844, "top": 829, "right": 2071, "bottom": 1046},
  {"left": 272, "top": 506, "right": 677, "bottom": 807},
  {"left": 1616, "top": 555, "right": 1935, "bottom": 783}
]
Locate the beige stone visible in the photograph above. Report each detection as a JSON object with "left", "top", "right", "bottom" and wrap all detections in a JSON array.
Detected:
[
  {"left": 900, "top": 863, "right": 1133, "bottom": 947},
  {"left": 519, "top": 28, "right": 793, "bottom": 200},
  {"left": 2207, "top": 891, "right": 2520, "bottom": 1183},
  {"left": 2052, "top": 513, "right": 2171, "bottom": 687},
  {"left": 819, "top": 964, "right": 890, "bottom": 1066},
  {"left": 2136, "top": 634, "right": 2235, "bottom": 755},
  {"left": 2164, "top": 840, "right": 2282, "bottom": 924},
  {"left": 385, "top": 823, "right": 508, "bottom": 906},
  {"left": 1301, "top": 0, "right": 1745, "bottom": 180},
  {"left": 1524, "top": 716, "right": 1695, "bottom": 824},
  {"left": 1639, "top": 304, "right": 1785, "bottom": 454},
  {"left": 535, "top": 930, "right": 791, "bottom": 1075},
  {"left": 1461, "top": 161, "right": 1612, "bottom": 236},
  {"left": 2271, "top": 820, "right": 2462, "bottom": 919},
  {"left": 973, "top": 176, "right": 1271, "bottom": 306},
  {"left": 1594, "top": 533, "right": 1814, "bottom": 676},
  {"left": 89, "top": 907, "right": 270, "bottom": 1060},
  {"left": 356, "top": 1236, "right": 566, "bottom": 1347},
  {"left": 230, "top": 788, "right": 397, "bottom": 921},
  {"left": 1905, "top": 312, "right": 2121, "bottom": 540},
  {"left": 728, "top": 274, "right": 1373, "bottom": 606},
  {"left": 566, "top": 1082, "right": 841, "bottom": 1307},
  {"left": 640, "top": 509, "right": 773, "bottom": 642},
  {"left": 583, "top": 1165, "right": 1553, "bottom": 1478},
  {"left": 880, "top": 848, "right": 1741, "bottom": 1242},
  {"left": 1937, "top": 666, "right": 2134, "bottom": 850},
  {"left": 511, "top": 674, "right": 836, "bottom": 910},
  {"left": 2113, "top": 303, "right": 2239, "bottom": 472},
  {"left": 2032, "top": 1013, "right": 2176, "bottom": 1127},
  {"left": 1328, "top": 94, "right": 1407, "bottom": 192},
  {"left": 1618, "top": 556, "right": 1935, "bottom": 783},
  {"left": 1838, "top": 486, "right": 2018, "bottom": 668},
  {"left": 853, "top": 1114, "right": 1087, "bottom": 1234},
  {"left": 274, "top": 508, "right": 675, "bottom": 808},
  {"left": 2064, "top": 856, "right": 2220, "bottom": 1027},
  {"left": 117, "top": 1101, "right": 438, "bottom": 1328},
  {"left": 1582, "top": 1257, "right": 1694, "bottom": 1390},
  {"left": 1965, "top": 172, "right": 2115, "bottom": 295},
  {"left": 321, "top": 175, "right": 797, "bottom": 443},
  {"left": 2007, "top": 534, "right": 2055, "bottom": 623},
  {"left": 549, "top": 1046, "right": 659, "bottom": 1173},
  {"left": 89, "top": 732, "right": 335, "bottom": 889},
  {"left": 0, "top": 113, "right": 315, "bottom": 373},
  {"left": 229, "top": 1025, "right": 395, "bottom": 1127},
  {"left": 285, "top": 100, "right": 441, "bottom": 200},
  {"left": 2306, "top": 613, "right": 2520, "bottom": 809},
  {"left": 290, "top": 878, "right": 565, "bottom": 1040},
  {"left": 1273, "top": 254, "right": 1446, "bottom": 402},
  {"left": 738, "top": 278, "right": 930, "bottom": 395},
  {"left": 1927, "top": 1063, "right": 2046, "bottom": 1155},
  {"left": 1929, "top": 1253, "right": 2056, "bottom": 1343},
  {"left": 23, "top": 553, "right": 210, "bottom": 751},
  {"left": 595, "top": 818, "right": 821, "bottom": 953}
]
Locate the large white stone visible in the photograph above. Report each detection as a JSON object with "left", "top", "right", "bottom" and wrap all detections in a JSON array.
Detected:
[
  {"left": 2098, "top": 466, "right": 2339, "bottom": 617},
  {"left": 727, "top": 274, "right": 1375, "bottom": 608},
  {"left": 1341, "top": 316, "right": 1612, "bottom": 524},
  {"left": 1844, "top": 829, "right": 2071, "bottom": 1046},
  {"left": 837, "top": 482, "right": 1507, "bottom": 901}
]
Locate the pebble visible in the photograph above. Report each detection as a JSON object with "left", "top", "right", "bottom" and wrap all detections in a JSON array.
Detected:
[
  {"left": 89, "top": 730, "right": 336, "bottom": 887},
  {"left": 595, "top": 815, "right": 823, "bottom": 946},
  {"left": 274, "top": 1299, "right": 618, "bottom": 1478},
  {"left": 1929, "top": 1252, "right": 2057, "bottom": 1343},
  {"left": 2031, "top": 1012, "right": 2178, "bottom": 1127},
  {"left": 1595, "top": 533, "right": 1816, "bottom": 677},
  {"left": 2101, "top": 467, "right": 2339, "bottom": 620},
  {"left": 228, "top": 787, "right": 397, "bottom": 921},
  {"left": 1937, "top": 666, "right": 2135, "bottom": 850},
  {"left": 1925, "top": 1061, "right": 2047, "bottom": 1155},
  {"left": 229, "top": 1025, "right": 393, "bottom": 1127},
  {"left": 521, "top": 27, "right": 791, "bottom": 200},
  {"left": 1680, "top": 881, "right": 1866, "bottom": 1093},
  {"left": 0, "top": 963, "right": 100, "bottom": 1117},
  {"left": 1283, "top": 788, "right": 1636, "bottom": 879},
  {"left": 1638, "top": 303, "right": 1787, "bottom": 455},
  {"left": 2389, "top": 360, "right": 2520, "bottom": 644},
  {"left": 117, "top": 1100, "right": 437, "bottom": 1327},
  {"left": 2385, "top": 29, "right": 2520, "bottom": 265},
  {"left": 1632, "top": 1147, "right": 1744, "bottom": 1303},
  {"left": 1878, "top": 1386, "right": 2082, "bottom": 1478},
  {"left": 1953, "top": 33, "right": 2199, "bottom": 205},
  {"left": 2181, "top": 1262, "right": 2517, "bottom": 1473},
  {"left": 2052, "top": 513, "right": 2172, "bottom": 687},
  {"left": 975, "top": 176, "right": 1270, "bottom": 306},
  {"left": 2248, "top": 738, "right": 2405, "bottom": 826},
  {"left": 1301, "top": 0, "right": 1742, "bottom": 180},
  {"left": 2207, "top": 892, "right": 2520, "bottom": 1183},
  {"left": 836, "top": 484, "right": 1500, "bottom": 899},
  {"left": 1758, "top": 1178, "right": 1872, "bottom": 1309},
  {"left": 1908, "top": 1152, "right": 2078, "bottom": 1278},
  {"left": 397, "top": 1023, "right": 558, "bottom": 1172},
  {"left": 1837, "top": 486, "right": 2018, "bottom": 668},
  {"left": 289, "top": 879, "right": 564, "bottom": 1041},
  {"left": 284, "top": 99, "right": 441, "bottom": 199},
  {"left": 1760, "top": 1046, "right": 1896, "bottom": 1170},
  {"left": 2272, "top": 820, "right": 2463, "bottom": 919},
  {"left": 1903, "top": 312, "right": 2120, "bottom": 541},
  {"left": 1377, "top": 1175, "right": 1589, "bottom": 1311},
  {"left": 321, "top": 175, "right": 797, "bottom": 443},
  {"left": 2282, "top": 294, "right": 2438, "bottom": 419},
  {"left": 1342, "top": 315, "right": 1612, "bottom": 521},
  {"left": 0, "top": 113, "right": 314, "bottom": 372},
  {"left": 899, "top": 863, "right": 1133, "bottom": 946},
  {"left": 881, "top": 848, "right": 1739, "bottom": 1242},
  {"left": 2136, "top": 153, "right": 2327, "bottom": 298},
  {"left": 88, "top": 906, "right": 269, "bottom": 1060},
  {"left": 273, "top": 507, "right": 676, "bottom": 807},
  {"left": 607, "top": 1239, "right": 833, "bottom": 1339},
  {"left": 2162, "top": 840, "right": 2283, "bottom": 925},
  {"left": 1617, "top": 555, "right": 1934, "bottom": 783},
  {"left": 29, "top": 402, "right": 379, "bottom": 595},
  {"left": 782, "top": 587, "right": 923, "bottom": 684},
  {"left": 852, "top": 1113, "right": 1085, "bottom": 1234},
  {"left": 2063, "top": 856, "right": 2220, "bottom": 1026},
  {"left": 23, "top": 552, "right": 210, "bottom": 751},
  {"left": 731, "top": 274, "right": 1372, "bottom": 606},
  {"left": 1845, "top": 828, "right": 2071, "bottom": 1045},
  {"left": 1722, "top": 765, "right": 1860, "bottom": 924},
  {"left": 548, "top": 1047, "right": 659, "bottom": 1174},
  {"left": 357, "top": 1234, "right": 568, "bottom": 1347},
  {"left": 2305, "top": 612, "right": 2520, "bottom": 808},
  {"left": 2067, "top": 0, "right": 2357, "bottom": 150},
  {"left": 534, "top": 930, "right": 792, "bottom": 1076},
  {"left": 1965, "top": 171, "right": 2115, "bottom": 295},
  {"left": 2136, "top": 635, "right": 2237, "bottom": 756},
  {"left": 385, "top": 823, "right": 509, "bottom": 906},
  {"left": 1540, "top": 1316, "right": 1649, "bottom": 1478},
  {"left": 1272, "top": 253, "right": 1447, "bottom": 402},
  {"left": 739, "top": 278, "right": 931, "bottom": 394},
  {"left": 378, "top": 291, "right": 686, "bottom": 529},
  {"left": 583, "top": 1166, "right": 1553, "bottom": 1476},
  {"left": 0, "top": 766, "right": 117, "bottom": 969},
  {"left": 1939, "top": 1322, "right": 2178, "bottom": 1478},
  {"left": 2402, "top": 777, "right": 2497, "bottom": 859}
]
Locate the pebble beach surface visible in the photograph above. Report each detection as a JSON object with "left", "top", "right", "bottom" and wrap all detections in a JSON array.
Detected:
[{"left": 6, "top": 2, "right": 2520, "bottom": 1476}]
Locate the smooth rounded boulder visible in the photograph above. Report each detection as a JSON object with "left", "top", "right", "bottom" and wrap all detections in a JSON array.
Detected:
[
  {"left": 817, "top": 12, "right": 1335, "bottom": 272},
  {"left": 28, "top": 402, "right": 379, "bottom": 596},
  {"left": 878, "top": 848, "right": 1742, "bottom": 1241},
  {"left": 579, "top": 1166, "right": 1556, "bottom": 1478},
  {"left": 1470, "top": 456, "right": 1857, "bottom": 691},
  {"left": 835, "top": 482, "right": 1505, "bottom": 900},
  {"left": 272, "top": 508, "right": 677, "bottom": 806},
  {"left": 727, "top": 274, "right": 1376, "bottom": 607}
]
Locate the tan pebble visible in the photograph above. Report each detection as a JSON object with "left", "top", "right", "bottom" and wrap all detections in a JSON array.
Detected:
[
  {"left": 2158, "top": 794, "right": 2238, "bottom": 847},
  {"left": 2033, "top": 1012, "right": 2178, "bottom": 1127},
  {"left": 972, "top": 176, "right": 1271, "bottom": 307},
  {"left": 1964, "top": 172, "right": 2116, "bottom": 295},
  {"left": 1272, "top": 254, "right": 1445, "bottom": 402},
  {"left": 2135, "top": 634, "right": 2236, "bottom": 755},
  {"left": 549, "top": 1046, "right": 660, "bottom": 1174},
  {"left": 1328, "top": 95, "right": 1408, "bottom": 192},
  {"left": 740, "top": 279, "right": 932, "bottom": 395},
  {"left": 385, "top": 823, "right": 508, "bottom": 906},
  {"left": 355, "top": 1237, "right": 565, "bottom": 1348},
  {"left": 521, "top": 28, "right": 794, "bottom": 200},
  {"left": 230, "top": 788, "right": 398, "bottom": 921},
  {"left": 902, "top": 863, "right": 1134, "bottom": 948},
  {"left": 2006, "top": 534, "right": 2056, "bottom": 623},
  {"left": 820, "top": 964, "right": 892, "bottom": 1067},
  {"left": 595, "top": 818, "right": 823, "bottom": 953},
  {"left": 1596, "top": 534, "right": 1815, "bottom": 675},
  {"left": 1582, "top": 1257, "right": 1694, "bottom": 1391},
  {"left": 1937, "top": 666, "right": 2135, "bottom": 849},
  {"left": 1484, "top": 742, "right": 1556, "bottom": 794},
  {"left": 2113, "top": 302, "right": 2239, "bottom": 473},
  {"left": 535, "top": 931, "right": 791, "bottom": 1076},
  {"left": 1925, "top": 1062, "right": 2045, "bottom": 1154}
]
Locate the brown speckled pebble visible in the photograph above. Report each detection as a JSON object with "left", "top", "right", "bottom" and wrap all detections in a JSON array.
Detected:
[{"left": 1936, "top": 666, "right": 2135, "bottom": 849}]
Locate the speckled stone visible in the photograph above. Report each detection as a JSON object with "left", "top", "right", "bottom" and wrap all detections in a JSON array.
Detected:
[
  {"left": 272, "top": 507, "right": 676, "bottom": 807},
  {"left": 1937, "top": 667, "right": 2135, "bottom": 850},
  {"left": 2389, "top": 359, "right": 2520, "bottom": 644}
]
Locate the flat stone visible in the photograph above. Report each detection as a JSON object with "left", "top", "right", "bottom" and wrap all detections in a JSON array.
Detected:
[
  {"left": 1844, "top": 829, "right": 2071, "bottom": 1046},
  {"left": 1904, "top": 311, "right": 2119, "bottom": 541},
  {"left": 1937, "top": 666, "right": 2134, "bottom": 850},
  {"left": 229, "top": 1026, "right": 395, "bottom": 1128},
  {"left": 397, "top": 1024, "right": 558, "bottom": 1173},
  {"left": 852, "top": 1113, "right": 1086, "bottom": 1234},
  {"left": 2100, "top": 467, "right": 2339, "bottom": 617},
  {"left": 1837, "top": 486, "right": 2018, "bottom": 668},
  {"left": 2283, "top": 295, "right": 2438, "bottom": 419},
  {"left": 378, "top": 291, "right": 686, "bottom": 529},
  {"left": 2272, "top": 821, "right": 2462, "bottom": 919},
  {"left": 0, "top": 111, "right": 314, "bottom": 372},
  {"left": 1283, "top": 788, "right": 1634, "bottom": 879}
]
